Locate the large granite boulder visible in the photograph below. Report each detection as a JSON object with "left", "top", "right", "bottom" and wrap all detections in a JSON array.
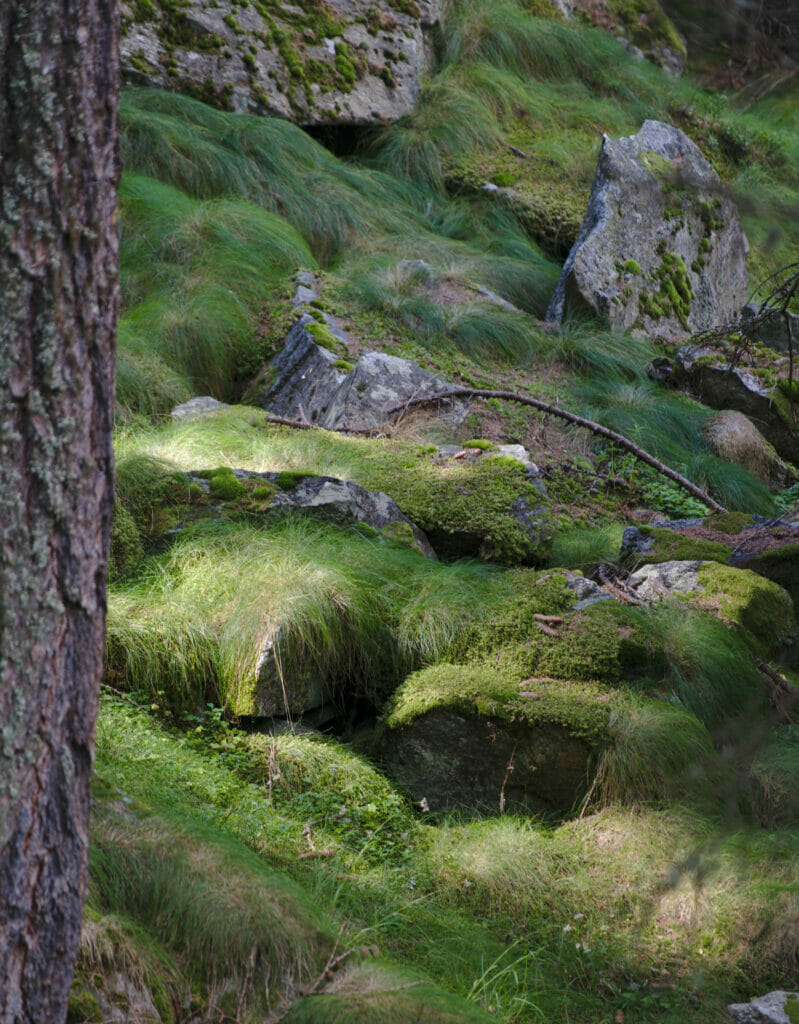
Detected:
[
  {"left": 675, "top": 345, "right": 798, "bottom": 463},
  {"left": 622, "top": 517, "right": 799, "bottom": 648},
  {"left": 703, "top": 410, "right": 794, "bottom": 490},
  {"left": 120, "top": 0, "right": 440, "bottom": 124},
  {"left": 547, "top": 121, "right": 748, "bottom": 340}
]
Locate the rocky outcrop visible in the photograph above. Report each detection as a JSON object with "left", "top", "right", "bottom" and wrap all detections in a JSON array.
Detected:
[
  {"left": 120, "top": 0, "right": 440, "bottom": 125},
  {"left": 547, "top": 120, "right": 748, "bottom": 340},
  {"left": 675, "top": 345, "right": 798, "bottom": 463},
  {"left": 728, "top": 992, "right": 799, "bottom": 1024},
  {"left": 628, "top": 558, "right": 795, "bottom": 654},
  {"left": 703, "top": 411, "right": 794, "bottom": 490},
  {"left": 568, "top": 0, "right": 686, "bottom": 76},
  {"left": 254, "top": 317, "right": 468, "bottom": 431}
]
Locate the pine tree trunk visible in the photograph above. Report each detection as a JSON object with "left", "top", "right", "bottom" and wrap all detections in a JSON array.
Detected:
[{"left": 0, "top": 3, "right": 119, "bottom": 1021}]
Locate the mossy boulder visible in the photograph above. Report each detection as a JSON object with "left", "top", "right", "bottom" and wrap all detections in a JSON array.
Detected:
[
  {"left": 547, "top": 121, "right": 748, "bottom": 340},
  {"left": 703, "top": 411, "right": 794, "bottom": 491},
  {"left": 381, "top": 661, "right": 613, "bottom": 816},
  {"left": 629, "top": 559, "right": 795, "bottom": 654},
  {"left": 621, "top": 524, "right": 733, "bottom": 566},
  {"left": 571, "top": 0, "right": 686, "bottom": 75}
]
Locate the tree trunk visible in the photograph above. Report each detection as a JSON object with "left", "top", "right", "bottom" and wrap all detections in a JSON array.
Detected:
[{"left": 0, "top": 3, "right": 119, "bottom": 1021}]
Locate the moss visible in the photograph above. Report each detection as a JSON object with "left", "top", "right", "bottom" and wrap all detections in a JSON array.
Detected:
[
  {"left": 696, "top": 562, "right": 795, "bottom": 653},
  {"left": 332, "top": 358, "right": 355, "bottom": 372},
  {"left": 380, "top": 519, "right": 420, "bottom": 551},
  {"left": 702, "top": 512, "right": 754, "bottom": 534},
  {"left": 307, "top": 321, "right": 339, "bottom": 352},
  {"left": 385, "top": 661, "right": 613, "bottom": 745},
  {"left": 109, "top": 503, "right": 145, "bottom": 583},
  {"left": 275, "top": 471, "right": 311, "bottom": 490},
  {"left": 623, "top": 259, "right": 642, "bottom": 275},
  {"left": 786, "top": 994, "right": 799, "bottom": 1024},
  {"left": 208, "top": 468, "right": 246, "bottom": 500},
  {"left": 67, "top": 987, "right": 102, "bottom": 1023},
  {"left": 462, "top": 438, "right": 495, "bottom": 450},
  {"left": 628, "top": 526, "right": 732, "bottom": 566}
]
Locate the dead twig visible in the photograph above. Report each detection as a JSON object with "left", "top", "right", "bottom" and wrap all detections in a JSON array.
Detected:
[
  {"left": 263, "top": 413, "right": 379, "bottom": 437},
  {"left": 385, "top": 388, "right": 727, "bottom": 513}
]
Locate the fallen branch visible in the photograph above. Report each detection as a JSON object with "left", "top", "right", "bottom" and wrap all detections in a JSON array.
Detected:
[
  {"left": 386, "top": 388, "right": 727, "bottom": 513},
  {"left": 756, "top": 659, "right": 799, "bottom": 704}
]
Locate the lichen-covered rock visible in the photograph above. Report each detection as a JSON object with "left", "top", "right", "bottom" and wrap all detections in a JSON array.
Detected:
[
  {"left": 629, "top": 559, "right": 706, "bottom": 598},
  {"left": 381, "top": 662, "right": 611, "bottom": 815},
  {"left": 675, "top": 345, "right": 798, "bottom": 463},
  {"left": 570, "top": 0, "right": 686, "bottom": 75},
  {"left": 547, "top": 120, "right": 748, "bottom": 340},
  {"left": 120, "top": 0, "right": 440, "bottom": 125},
  {"left": 703, "top": 410, "right": 793, "bottom": 491},
  {"left": 728, "top": 991, "right": 799, "bottom": 1024}
]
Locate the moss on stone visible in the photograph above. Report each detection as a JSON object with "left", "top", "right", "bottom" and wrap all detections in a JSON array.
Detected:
[
  {"left": 695, "top": 561, "right": 795, "bottom": 653},
  {"left": 623, "top": 259, "right": 642, "bottom": 275},
  {"left": 384, "top": 661, "right": 613, "bottom": 745},
  {"left": 630, "top": 526, "right": 732, "bottom": 566},
  {"left": 67, "top": 986, "right": 102, "bottom": 1023},
  {"left": 109, "top": 503, "right": 145, "bottom": 583},
  {"left": 307, "top": 321, "right": 340, "bottom": 352},
  {"left": 462, "top": 438, "right": 495, "bottom": 450},
  {"left": 275, "top": 471, "right": 311, "bottom": 490},
  {"left": 380, "top": 519, "right": 418, "bottom": 551},
  {"left": 208, "top": 467, "right": 246, "bottom": 500},
  {"left": 702, "top": 511, "right": 754, "bottom": 534}
]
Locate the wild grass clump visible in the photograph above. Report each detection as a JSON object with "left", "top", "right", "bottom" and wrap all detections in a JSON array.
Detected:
[
  {"left": 548, "top": 523, "right": 623, "bottom": 570},
  {"left": 117, "top": 172, "right": 314, "bottom": 416},
  {"left": 749, "top": 726, "right": 799, "bottom": 828},
  {"left": 107, "top": 515, "right": 510, "bottom": 714}
]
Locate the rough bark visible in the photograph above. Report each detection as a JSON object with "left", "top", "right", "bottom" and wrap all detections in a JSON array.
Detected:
[{"left": 0, "top": 3, "right": 119, "bottom": 1022}]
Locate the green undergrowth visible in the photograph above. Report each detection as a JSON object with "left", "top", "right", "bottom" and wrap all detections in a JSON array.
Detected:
[
  {"left": 115, "top": 407, "right": 554, "bottom": 565},
  {"left": 106, "top": 515, "right": 511, "bottom": 715},
  {"left": 86, "top": 695, "right": 799, "bottom": 1023}
]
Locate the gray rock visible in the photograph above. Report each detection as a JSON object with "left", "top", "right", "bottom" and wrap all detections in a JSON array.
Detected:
[
  {"left": 621, "top": 525, "right": 656, "bottom": 558},
  {"left": 547, "top": 120, "right": 748, "bottom": 340},
  {"left": 728, "top": 992, "right": 799, "bottom": 1024},
  {"left": 120, "top": 0, "right": 441, "bottom": 126},
  {"left": 562, "top": 571, "right": 614, "bottom": 611},
  {"left": 741, "top": 303, "right": 799, "bottom": 355},
  {"left": 318, "top": 350, "right": 468, "bottom": 432},
  {"left": 255, "top": 319, "right": 347, "bottom": 425},
  {"left": 193, "top": 468, "right": 437, "bottom": 559},
  {"left": 170, "top": 395, "right": 230, "bottom": 421},
  {"left": 382, "top": 705, "right": 594, "bottom": 817},
  {"left": 675, "top": 345, "right": 799, "bottom": 463},
  {"left": 629, "top": 560, "right": 706, "bottom": 599},
  {"left": 703, "top": 410, "right": 793, "bottom": 490}
]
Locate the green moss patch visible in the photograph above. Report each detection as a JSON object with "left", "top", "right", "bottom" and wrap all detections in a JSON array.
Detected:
[
  {"left": 703, "top": 511, "right": 755, "bottom": 534},
  {"left": 696, "top": 562, "right": 795, "bottom": 653},
  {"left": 628, "top": 525, "right": 733, "bottom": 566}
]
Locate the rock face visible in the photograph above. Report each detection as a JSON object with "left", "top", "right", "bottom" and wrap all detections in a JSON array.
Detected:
[
  {"left": 568, "top": 0, "right": 686, "bottom": 76},
  {"left": 255, "top": 317, "right": 468, "bottom": 431},
  {"left": 703, "top": 411, "right": 793, "bottom": 490},
  {"left": 728, "top": 992, "right": 799, "bottom": 1024},
  {"left": 547, "top": 120, "right": 748, "bottom": 340},
  {"left": 120, "top": 0, "right": 440, "bottom": 125},
  {"left": 675, "top": 345, "right": 798, "bottom": 463},
  {"left": 741, "top": 303, "right": 799, "bottom": 355}
]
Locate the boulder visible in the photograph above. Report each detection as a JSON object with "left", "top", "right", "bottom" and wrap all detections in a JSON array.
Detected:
[
  {"left": 170, "top": 395, "right": 230, "bottom": 422},
  {"left": 675, "top": 345, "right": 798, "bottom": 463},
  {"left": 547, "top": 120, "right": 748, "bottom": 340},
  {"left": 120, "top": 0, "right": 440, "bottom": 125},
  {"left": 190, "top": 468, "right": 437, "bottom": 558},
  {"left": 255, "top": 319, "right": 468, "bottom": 431},
  {"left": 728, "top": 992, "right": 799, "bottom": 1024},
  {"left": 703, "top": 411, "right": 793, "bottom": 490},
  {"left": 380, "top": 663, "right": 611, "bottom": 815},
  {"left": 623, "top": 532, "right": 797, "bottom": 653},
  {"left": 568, "top": 0, "right": 686, "bottom": 76}
]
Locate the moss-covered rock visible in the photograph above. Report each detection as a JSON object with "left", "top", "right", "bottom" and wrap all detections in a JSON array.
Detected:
[
  {"left": 695, "top": 562, "right": 795, "bottom": 654},
  {"left": 381, "top": 661, "right": 613, "bottom": 815},
  {"left": 621, "top": 524, "right": 733, "bottom": 567}
]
